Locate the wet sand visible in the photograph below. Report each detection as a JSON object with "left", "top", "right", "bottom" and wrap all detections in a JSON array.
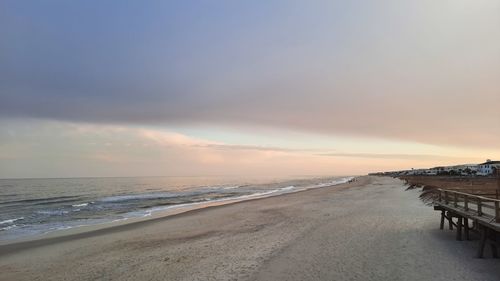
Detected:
[{"left": 1, "top": 176, "right": 499, "bottom": 281}]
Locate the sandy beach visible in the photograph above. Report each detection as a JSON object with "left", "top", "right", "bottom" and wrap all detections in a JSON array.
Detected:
[{"left": 1, "top": 176, "right": 499, "bottom": 281}]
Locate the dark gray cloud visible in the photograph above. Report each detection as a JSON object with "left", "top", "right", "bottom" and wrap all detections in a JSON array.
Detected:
[{"left": 1, "top": 1, "right": 499, "bottom": 148}]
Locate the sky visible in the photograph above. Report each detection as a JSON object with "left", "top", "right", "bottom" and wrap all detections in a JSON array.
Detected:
[{"left": 1, "top": 0, "right": 499, "bottom": 178}]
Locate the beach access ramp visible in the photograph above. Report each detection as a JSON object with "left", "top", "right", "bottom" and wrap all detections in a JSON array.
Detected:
[{"left": 434, "top": 189, "right": 500, "bottom": 258}]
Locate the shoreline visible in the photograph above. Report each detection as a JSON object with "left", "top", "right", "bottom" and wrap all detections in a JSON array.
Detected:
[{"left": 0, "top": 176, "right": 358, "bottom": 254}]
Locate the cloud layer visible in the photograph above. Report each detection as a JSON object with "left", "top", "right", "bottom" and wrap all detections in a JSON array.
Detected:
[
  {"left": 1, "top": 120, "right": 493, "bottom": 178},
  {"left": 1, "top": 1, "right": 499, "bottom": 148}
]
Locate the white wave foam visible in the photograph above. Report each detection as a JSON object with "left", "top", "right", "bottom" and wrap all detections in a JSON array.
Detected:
[
  {"left": 310, "top": 177, "right": 354, "bottom": 189},
  {"left": 72, "top": 202, "right": 90, "bottom": 207},
  {"left": 99, "top": 193, "right": 180, "bottom": 203},
  {"left": 144, "top": 178, "right": 354, "bottom": 216},
  {"left": 36, "top": 210, "right": 69, "bottom": 215},
  {"left": 0, "top": 217, "right": 24, "bottom": 225},
  {"left": 0, "top": 225, "right": 18, "bottom": 231},
  {"left": 280, "top": 185, "right": 295, "bottom": 192}
]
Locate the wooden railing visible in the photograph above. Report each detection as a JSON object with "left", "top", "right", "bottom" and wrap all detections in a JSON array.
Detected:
[
  {"left": 443, "top": 188, "right": 500, "bottom": 199},
  {"left": 441, "top": 189, "right": 499, "bottom": 199},
  {"left": 437, "top": 189, "right": 500, "bottom": 223}
]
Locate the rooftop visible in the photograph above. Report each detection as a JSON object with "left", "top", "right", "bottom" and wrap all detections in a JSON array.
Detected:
[{"left": 479, "top": 160, "right": 500, "bottom": 165}]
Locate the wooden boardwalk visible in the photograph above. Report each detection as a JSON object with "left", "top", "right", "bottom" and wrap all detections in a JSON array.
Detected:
[{"left": 434, "top": 188, "right": 500, "bottom": 258}]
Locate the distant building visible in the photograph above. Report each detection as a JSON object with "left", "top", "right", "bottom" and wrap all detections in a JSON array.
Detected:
[
  {"left": 452, "top": 164, "right": 478, "bottom": 176},
  {"left": 424, "top": 169, "right": 437, "bottom": 176},
  {"left": 430, "top": 164, "right": 478, "bottom": 176},
  {"left": 406, "top": 169, "right": 426, "bottom": 176},
  {"left": 430, "top": 166, "right": 449, "bottom": 174},
  {"left": 381, "top": 160, "right": 498, "bottom": 177},
  {"left": 477, "top": 160, "right": 500, "bottom": 176}
]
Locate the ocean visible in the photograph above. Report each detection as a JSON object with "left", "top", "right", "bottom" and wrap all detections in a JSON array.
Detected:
[{"left": 0, "top": 175, "right": 352, "bottom": 242}]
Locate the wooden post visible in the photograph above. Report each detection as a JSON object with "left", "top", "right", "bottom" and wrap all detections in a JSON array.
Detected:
[
  {"left": 497, "top": 169, "right": 500, "bottom": 199},
  {"left": 464, "top": 196, "right": 469, "bottom": 211},
  {"left": 440, "top": 210, "right": 445, "bottom": 230},
  {"left": 438, "top": 190, "right": 442, "bottom": 202},
  {"left": 491, "top": 232, "right": 498, "bottom": 259},
  {"left": 448, "top": 212, "right": 453, "bottom": 230},
  {"left": 478, "top": 198, "right": 483, "bottom": 216},
  {"left": 456, "top": 216, "right": 463, "bottom": 241},
  {"left": 477, "top": 226, "right": 487, "bottom": 258},
  {"left": 464, "top": 218, "right": 470, "bottom": 240},
  {"left": 454, "top": 192, "right": 458, "bottom": 207},
  {"left": 444, "top": 191, "right": 449, "bottom": 204},
  {"left": 495, "top": 201, "right": 500, "bottom": 223}
]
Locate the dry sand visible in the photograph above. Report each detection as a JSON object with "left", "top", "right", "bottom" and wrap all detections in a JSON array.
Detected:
[{"left": 1, "top": 176, "right": 499, "bottom": 281}]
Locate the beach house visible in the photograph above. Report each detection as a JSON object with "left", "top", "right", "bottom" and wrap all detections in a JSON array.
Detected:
[{"left": 477, "top": 160, "right": 500, "bottom": 176}]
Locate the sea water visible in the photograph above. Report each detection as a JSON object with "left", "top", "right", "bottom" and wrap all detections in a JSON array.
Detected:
[{"left": 0, "top": 175, "right": 353, "bottom": 242}]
